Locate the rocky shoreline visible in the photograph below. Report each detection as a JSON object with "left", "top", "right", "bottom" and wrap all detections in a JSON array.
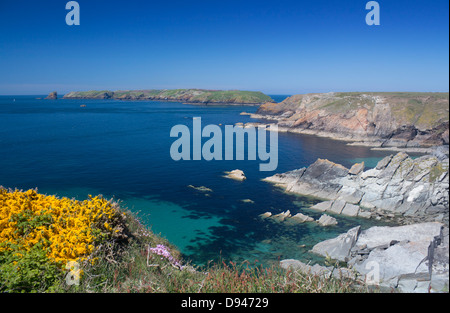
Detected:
[
  {"left": 282, "top": 222, "right": 448, "bottom": 293},
  {"left": 264, "top": 150, "right": 449, "bottom": 226},
  {"left": 264, "top": 150, "right": 449, "bottom": 292},
  {"left": 242, "top": 117, "right": 448, "bottom": 154}
]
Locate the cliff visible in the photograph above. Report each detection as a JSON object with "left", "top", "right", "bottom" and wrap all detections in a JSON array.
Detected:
[
  {"left": 254, "top": 92, "right": 449, "bottom": 148},
  {"left": 63, "top": 89, "right": 274, "bottom": 105}
]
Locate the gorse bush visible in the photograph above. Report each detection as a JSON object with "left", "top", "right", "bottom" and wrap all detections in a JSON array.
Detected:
[{"left": 0, "top": 188, "right": 129, "bottom": 292}]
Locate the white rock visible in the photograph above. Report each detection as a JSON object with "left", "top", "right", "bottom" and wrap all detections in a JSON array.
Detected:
[
  {"left": 317, "top": 214, "right": 338, "bottom": 226},
  {"left": 341, "top": 203, "right": 361, "bottom": 217},
  {"left": 312, "top": 226, "right": 361, "bottom": 261},
  {"left": 291, "top": 213, "right": 314, "bottom": 223},
  {"left": 355, "top": 222, "right": 443, "bottom": 250},
  {"left": 224, "top": 169, "right": 246, "bottom": 181}
]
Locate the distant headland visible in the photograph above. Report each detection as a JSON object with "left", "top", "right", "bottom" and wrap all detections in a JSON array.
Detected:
[{"left": 61, "top": 89, "right": 275, "bottom": 105}]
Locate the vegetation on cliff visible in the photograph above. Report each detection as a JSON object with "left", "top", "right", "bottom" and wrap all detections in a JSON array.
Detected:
[
  {"left": 0, "top": 187, "right": 369, "bottom": 293},
  {"left": 63, "top": 89, "right": 274, "bottom": 105}
]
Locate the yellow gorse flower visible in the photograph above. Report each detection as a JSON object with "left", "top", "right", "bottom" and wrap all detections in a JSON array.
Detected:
[{"left": 0, "top": 188, "right": 122, "bottom": 266}]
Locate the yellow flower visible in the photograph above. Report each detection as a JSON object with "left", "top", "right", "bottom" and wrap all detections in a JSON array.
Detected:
[{"left": 0, "top": 187, "right": 123, "bottom": 267}]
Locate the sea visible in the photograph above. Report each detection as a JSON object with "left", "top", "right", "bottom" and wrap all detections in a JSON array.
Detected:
[{"left": 0, "top": 95, "right": 414, "bottom": 267}]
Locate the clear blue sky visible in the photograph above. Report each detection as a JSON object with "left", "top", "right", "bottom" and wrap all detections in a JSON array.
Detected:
[{"left": 0, "top": 0, "right": 448, "bottom": 95}]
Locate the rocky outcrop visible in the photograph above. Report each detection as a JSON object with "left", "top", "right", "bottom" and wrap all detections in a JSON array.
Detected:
[
  {"left": 310, "top": 223, "right": 449, "bottom": 293},
  {"left": 264, "top": 151, "right": 449, "bottom": 225},
  {"left": 63, "top": 89, "right": 274, "bottom": 105},
  {"left": 317, "top": 214, "right": 338, "bottom": 226},
  {"left": 259, "top": 210, "right": 338, "bottom": 226},
  {"left": 253, "top": 92, "right": 449, "bottom": 148},
  {"left": 280, "top": 259, "right": 357, "bottom": 280},
  {"left": 224, "top": 169, "right": 246, "bottom": 181},
  {"left": 187, "top": 185, "right": 213, "bottom": 193},
  {"left": 45, "top": 91, "right": 57, "bottom": 100}
]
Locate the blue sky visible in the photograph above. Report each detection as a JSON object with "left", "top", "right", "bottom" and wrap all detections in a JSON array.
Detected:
[{"left": 0, "top": 0, "right": 448, "bottom": 95}]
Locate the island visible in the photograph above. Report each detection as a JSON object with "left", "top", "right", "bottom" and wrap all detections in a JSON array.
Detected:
[
  {"left": 45, "top": 91, "right": 58, "bottom": 100},
  {"left": 62, "top": 89, "right": 275, "bottom": 105}
]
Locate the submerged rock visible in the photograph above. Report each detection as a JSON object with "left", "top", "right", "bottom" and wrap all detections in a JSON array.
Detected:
[
  {"left": 187, "top": 185, "right": 213, "bottom": 193},
  {"left": 272, "top": 210, "right": 292, "bottom": 222}
]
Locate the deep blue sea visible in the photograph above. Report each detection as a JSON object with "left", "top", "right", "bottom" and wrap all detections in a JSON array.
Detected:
[{"left": 0, "top": 95, "right": 408, "bottom": 266}]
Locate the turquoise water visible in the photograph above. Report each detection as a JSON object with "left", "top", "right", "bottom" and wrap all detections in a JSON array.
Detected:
[{"left": 0, "top": 95, "right": 408, "bottom": 266}]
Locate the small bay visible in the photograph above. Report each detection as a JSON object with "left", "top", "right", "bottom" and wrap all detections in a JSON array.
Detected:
[{"left": 0, "top": 95, "right": 414, "bottom": 266}]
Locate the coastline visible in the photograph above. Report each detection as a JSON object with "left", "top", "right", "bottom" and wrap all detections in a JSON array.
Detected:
[{"left": 244, "top": 113, "right": 448, "bottom": 154}]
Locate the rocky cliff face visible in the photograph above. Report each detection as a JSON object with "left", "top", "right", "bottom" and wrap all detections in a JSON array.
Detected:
[
  {"left": 307, "top": 223, "right": 449, "bottom": 293},
  {"left": 264, "top": 151, "right": 449, "bottom": 226},
  {"left": 255, "top": 92, "right": 449, "bottom": 148}
]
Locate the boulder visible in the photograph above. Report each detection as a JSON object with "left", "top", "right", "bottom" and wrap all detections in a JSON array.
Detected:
[
  {"left": 259, "top": 212, "right": 272, "bottom": 219},
  {"left": 317, "top": 214, "right": 338, "bottom": 226},
  {"left": 312, "top": 226, "right": 361, "bottom": 262},
  {"left": 349, "top": 162, "right": 365, "bottom": 175},
  {"left": 291, "top": 213, "right": 314, "bottom": 223}
]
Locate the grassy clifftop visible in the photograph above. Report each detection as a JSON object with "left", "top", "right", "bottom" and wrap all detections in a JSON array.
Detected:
[
  {"left": 63, "top": 89, "right": 274, "bottom": 105},
  {"left": 260, "top": 92, "right": 449, "bottom": 129}
]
